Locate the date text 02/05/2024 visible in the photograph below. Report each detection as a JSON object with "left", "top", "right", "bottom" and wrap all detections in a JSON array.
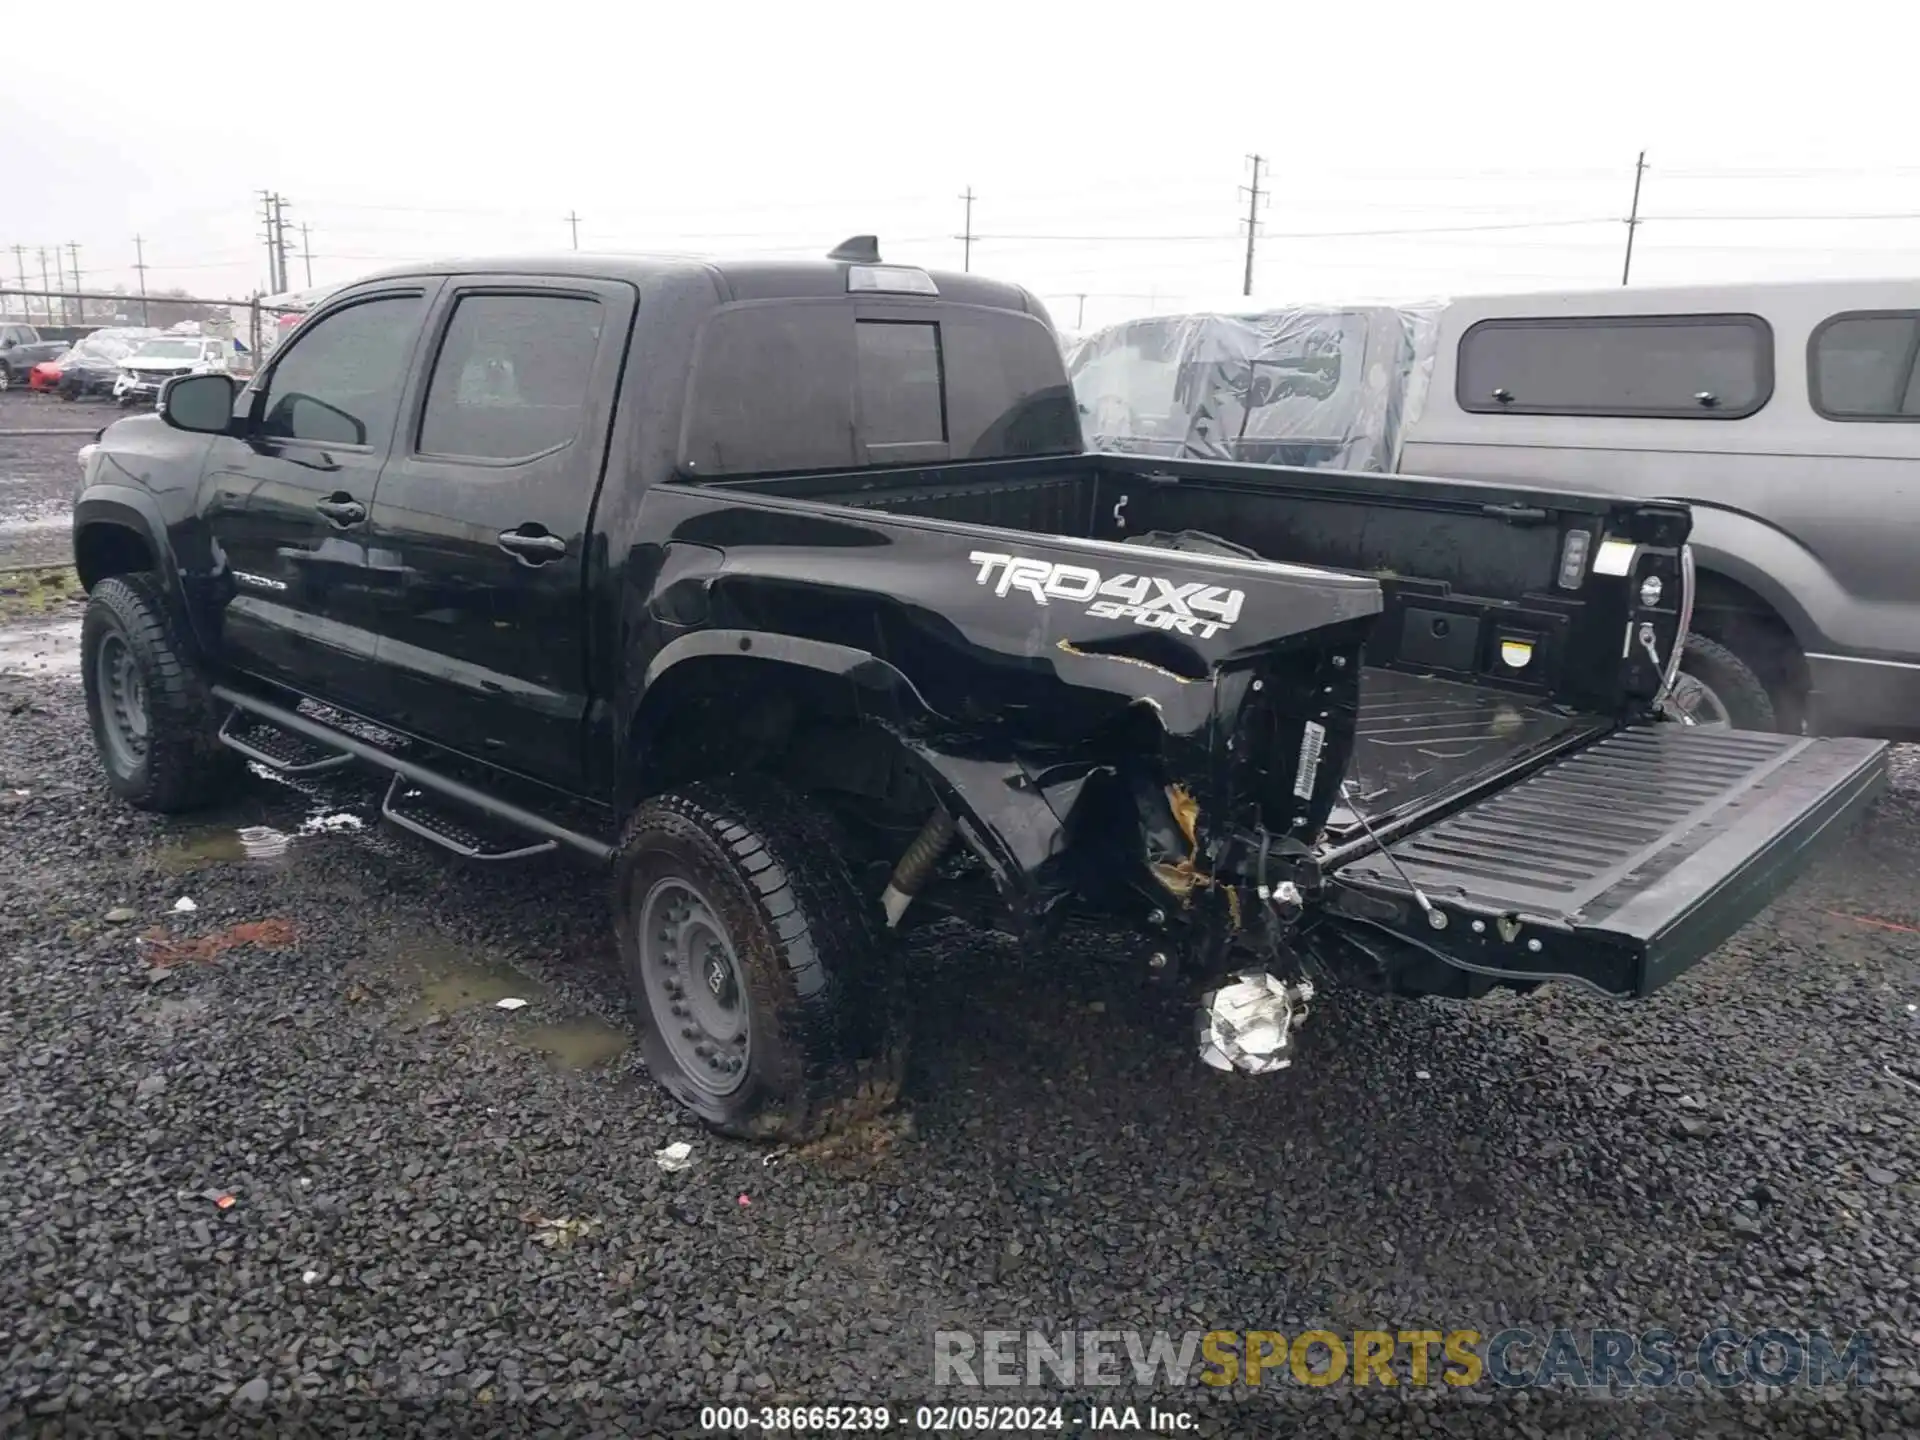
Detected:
[{"left": 699, "top": 1405, "right": 1196, "bottom": 1432}]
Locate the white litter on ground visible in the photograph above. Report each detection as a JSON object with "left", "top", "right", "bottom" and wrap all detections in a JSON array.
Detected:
[
  {"left": 495, "top": 997, "right": 528, "bottom": 1012},
  {"left": 654, "top": 1141, "right": 694, "bottom": 1172},
  {"left": 172, "top": 897, "right": 198, "bottom": 913}
]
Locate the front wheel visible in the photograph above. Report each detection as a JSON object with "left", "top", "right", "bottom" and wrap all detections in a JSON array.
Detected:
[
  {"left": 81, "top": 574, "right": 242, "bottom": 811},
  {"left": 612, "top": 777, "right": 903, "bottom": 1142}
]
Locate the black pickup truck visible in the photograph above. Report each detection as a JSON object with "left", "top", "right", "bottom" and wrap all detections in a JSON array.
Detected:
[{"left": 71, "top": 239, "right": 1889, "bottom": 1140}]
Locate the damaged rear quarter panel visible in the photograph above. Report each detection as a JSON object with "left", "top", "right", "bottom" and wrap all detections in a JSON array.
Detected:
[{"left": 624, "top": 488, "right": 1383, "bottom": 922}]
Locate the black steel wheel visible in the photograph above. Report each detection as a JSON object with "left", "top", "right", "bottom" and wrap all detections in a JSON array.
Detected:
[
  {"left": 612, "top": 776, "right": 903, "bottom": 1142},
  {"left": 81, "top": 574, "right": 242, "bottom": 811},
  {"left": 637, "top": 875, "right": 753, "bottom": 1097}
]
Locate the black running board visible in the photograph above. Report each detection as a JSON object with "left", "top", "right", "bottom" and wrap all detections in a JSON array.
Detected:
[
  {"left": 219, "top": 709, "right": 354, "bottom": 775},
  {"left": 211, "top": 686, "right": 611, "bottom": 862},
  {"left": 1321, "top": 724, "right": 1889, "bottom": 997},
  {"left": 381, "top": 773, "right": 559, "bottom": 861}
]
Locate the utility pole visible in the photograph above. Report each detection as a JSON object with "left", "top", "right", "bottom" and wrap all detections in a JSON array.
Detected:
[
  {"left": 133, "top": 235, "right": 151, "bottom": 325},
  {"left": 52, "top": 246, "right": 69, "bottom": 326},
  {"left": 37, "top": 249, "right": 53, "bottom": 327},
  {"left": 273, "top": 197, "right": 293, "bottom": 296},
  {"left": 1621, "top": 150, "right": 1648, "bottom": 286},
  {"left": 259, "top": 190, "right": 282, "bottom": 292},
  {"left": 565, "top": 211, "right": 581, "bottom": 250},
  {"left": 300, "top": 222, "right": 314, "bottom": 287},
  {"left": 67, "top": 243, "right": 82, "bottom": 323},
  {"left": 1239, "top": 154, "right": 1267, "bottom": 297},
  {"left": 1074, "top": 294, "right": 1086, "bottom": 329},
  {"left": 956, "top": 187, "right": 976, "bottom": 272},
  {"left": 9, "top": 246, "right": 26, "bottom": 324}
]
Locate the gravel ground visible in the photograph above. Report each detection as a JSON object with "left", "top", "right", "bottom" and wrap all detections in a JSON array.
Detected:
[
  {"left": 2, "top": 621, "right": 1919, "bottom": 1437},
  {"left": 0, "top": 390, "right": 101, "bottom": 570}
]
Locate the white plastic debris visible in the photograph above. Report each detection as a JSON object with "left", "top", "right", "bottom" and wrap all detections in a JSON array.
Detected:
[
  {"left": 654, "top": 1141, "right": 694, "bottom": 1172},
  {"left": 1415, "top": 1070, "right": 1432, "bottom": 1081},
  {"left": 299, "top": 812, "right": 365, "bottom": 835},
  {"left": 172, "top": 896, "right": 198, "bottom": 914},
  {"left": 237, "top": 825, "right": 291, "bottom": 860},
  {"left": 495, "top": 997, "right": 529, "bottom": 1012},
  {"left": 1196, "top": 971, "right": 1314, "bottom": 1075},
  {"left": 302, "top": 1269, "right": 320, "bottom": 1285}
]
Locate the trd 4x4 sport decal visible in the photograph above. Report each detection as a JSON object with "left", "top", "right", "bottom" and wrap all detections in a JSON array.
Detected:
[{"left": 968, "top": 551, "right": 1245, "bottom": 639}]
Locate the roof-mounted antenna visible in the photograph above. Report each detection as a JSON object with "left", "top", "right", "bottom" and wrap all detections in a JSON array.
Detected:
[{"left": 827, "top": 235, "right": 882, "bottom": 263}]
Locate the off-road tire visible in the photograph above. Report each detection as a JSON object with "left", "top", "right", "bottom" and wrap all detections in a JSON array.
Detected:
[
  {"left": 1676, "top": 630, "right": 1777, "bottom": 730},
  {"left": 612, "top": 776, "right": 904, "bottom": 1142},
  {"left": 80, "top": 574, "right": 242, "bottom": 811}
]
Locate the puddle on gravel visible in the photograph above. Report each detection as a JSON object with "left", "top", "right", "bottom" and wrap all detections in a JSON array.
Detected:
[
  {"left": 155, "top": 799, "right": 368, "bottom": 873},
  {"left": 0, "top": 617, "right": 81, "bottom": 676},
  {"left": 390, "top": 937, "right": 629, "bottom": 1070}
]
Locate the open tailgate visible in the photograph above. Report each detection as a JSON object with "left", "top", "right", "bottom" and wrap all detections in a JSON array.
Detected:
[{"left": 1321, "top": 725, "right": 1889, "bottom": 996}]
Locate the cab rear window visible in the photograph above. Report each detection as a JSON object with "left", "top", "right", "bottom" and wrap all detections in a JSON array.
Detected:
[{"left": 679, "top": 300, "right": 1079, "bottom": 478}]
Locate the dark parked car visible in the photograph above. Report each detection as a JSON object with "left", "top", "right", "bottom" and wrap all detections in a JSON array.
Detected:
[
  {"left": 0, "top": 323, "right": 69, "bottom": 391},
  {"left": 68, "top": 242, "right": 1888, "bottom": 1144}
]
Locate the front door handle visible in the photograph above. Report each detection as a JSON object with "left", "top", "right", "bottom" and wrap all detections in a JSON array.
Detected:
[
  {"left": 314, "top": 494, "right": 365, "bottom": 526},
  {"left": 497, "top": 528, "right": 567, "bottom": 563}
]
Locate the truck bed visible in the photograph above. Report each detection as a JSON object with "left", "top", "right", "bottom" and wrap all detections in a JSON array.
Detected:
[{"left": 1334, "top": 669, "right": 1605, "bottom": 835}]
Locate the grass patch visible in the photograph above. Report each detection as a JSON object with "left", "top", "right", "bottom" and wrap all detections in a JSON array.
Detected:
[{"left": 0, "top": 564, "right": 81, "bottom": 622}]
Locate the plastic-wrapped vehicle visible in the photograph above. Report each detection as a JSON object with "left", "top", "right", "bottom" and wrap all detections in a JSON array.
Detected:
[
  {"left": 1066, "top": 305, "right": 1441, "bottom": 472},
  {"left": 31, "top": 328, "right": 160, "bottom": 399}
]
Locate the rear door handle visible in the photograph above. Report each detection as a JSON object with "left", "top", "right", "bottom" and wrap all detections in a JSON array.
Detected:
[
  {"left": 497, "top": 528, "right": 567, "bottom": 563},
  {"left": 314, "top": 495, "right": 365, "bottom": 526}
]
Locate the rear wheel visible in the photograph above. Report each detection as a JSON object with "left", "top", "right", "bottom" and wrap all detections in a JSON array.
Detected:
[
  {"left": 81, "top": 574, "right": 242, "bottom": 811},
  {"left": 612, "top": 777, "right": 903, "bottom": 1142},
  {"left": 1671, "top": 631, "right": 1776, "bottom": 731},
  {"left": 0, "top": 363, "right": 12, "bottom": 393}
]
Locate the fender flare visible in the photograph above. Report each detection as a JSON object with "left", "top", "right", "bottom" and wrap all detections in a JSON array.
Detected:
[
  {"left": 71, "top": 485, "right": 216, "bottom": 646},
  {"left": 1667, "top": 502, "right": 1835, "bottom": 652},
  {"left": 72, "top": 487, "right": 178, "bottom": 592}
]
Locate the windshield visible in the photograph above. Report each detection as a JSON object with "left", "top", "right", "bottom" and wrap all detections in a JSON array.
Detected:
[{"left": 132, "top": 338, "right": 203, "bottom": 360}]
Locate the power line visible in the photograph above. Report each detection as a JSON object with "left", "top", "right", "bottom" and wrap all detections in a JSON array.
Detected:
[{"left": 1641, "top": 211, "right": 1920, "bottom": 222}]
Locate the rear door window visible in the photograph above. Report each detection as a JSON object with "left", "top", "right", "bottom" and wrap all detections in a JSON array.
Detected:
[
  {"left": 1457, "top": 314, "right": 1772, "bottom": 419},
  {"left": 1809, "top": 311, "right": 1920, "bottom": 420}
]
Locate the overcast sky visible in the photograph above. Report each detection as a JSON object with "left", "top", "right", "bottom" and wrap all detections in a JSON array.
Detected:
[{"left": 6, "top": 0, "right": 1919, "bottom": 332}]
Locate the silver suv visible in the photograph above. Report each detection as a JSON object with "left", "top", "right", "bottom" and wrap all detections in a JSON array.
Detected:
[{"left": 1399, "top": 279, "right": 1917, "bottom": 740}]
